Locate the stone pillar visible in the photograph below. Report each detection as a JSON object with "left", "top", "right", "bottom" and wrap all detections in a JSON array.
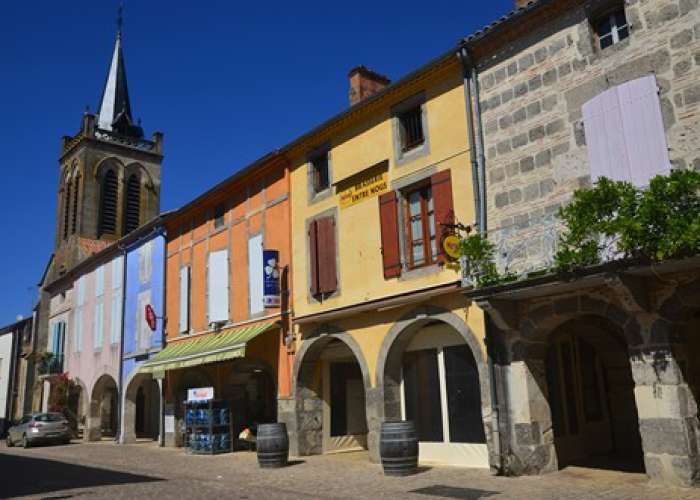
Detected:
[
  {"left": 365, "top": 387, "right": 383, "bottom": 463},
  {"left": 295, "top": 385, "right": 323, "bottom": 456},
  {"left": 504, "top": 341, "right": 557, "bottom": 475},
  {"left": 276, "top": 396, "right": 297, "bottom": 456},
  {"left": 86, "top": 399, "right": 102, "bottom": 441},
  {"left": 631, "top": 343, "right": 700, "bottom": 486}
]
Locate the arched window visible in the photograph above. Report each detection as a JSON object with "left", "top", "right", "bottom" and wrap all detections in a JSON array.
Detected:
[
  {"left": 124, "top": 173, "right": 141, "bottom": 234},
  {"left": 62, "top": 180, "right": 71, "bottom": 240},
  {"left": 71, "top": 175, "right": 79, "bottom": 234},
  {"left": 99, "top": 169, "right": 118, "bottom": 236}
]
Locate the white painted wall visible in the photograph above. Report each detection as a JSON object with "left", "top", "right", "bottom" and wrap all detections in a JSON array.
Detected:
[{"left": 0, "top": 333, "right": 13, "bottom": 419}]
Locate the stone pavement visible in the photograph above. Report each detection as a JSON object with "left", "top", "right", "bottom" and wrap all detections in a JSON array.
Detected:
[{"left": 1, "top": 441, "right": 700, "bottom": 499}]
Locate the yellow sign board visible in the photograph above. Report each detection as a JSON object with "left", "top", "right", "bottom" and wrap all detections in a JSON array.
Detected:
[
  {"left": 442, "top": 235, "right": 461, "bottom": 260},
  {"left": 338, "top": 162, "right": 389, "bottom": 209}
]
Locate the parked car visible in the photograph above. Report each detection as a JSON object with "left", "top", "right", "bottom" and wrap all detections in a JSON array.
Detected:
[{"left": 6, "top": 413, "right": 71, "bottom": 448}]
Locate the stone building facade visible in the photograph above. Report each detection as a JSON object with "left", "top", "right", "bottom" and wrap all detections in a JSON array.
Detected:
[{"left": 472, "top": 0, "right": 700, "bottom": 275}]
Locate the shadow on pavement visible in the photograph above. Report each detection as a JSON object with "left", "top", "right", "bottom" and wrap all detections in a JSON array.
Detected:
[{"left": 0, "top": 452, "right": 162, "bottom": 499}]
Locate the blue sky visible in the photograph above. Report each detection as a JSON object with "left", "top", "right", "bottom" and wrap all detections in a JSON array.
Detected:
[{"left": 0, "top": 0, "right": 514, "bottom": 324}]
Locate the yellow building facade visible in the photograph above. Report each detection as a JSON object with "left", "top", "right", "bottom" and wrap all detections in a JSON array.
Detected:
[{"left": 280, "top": 61, "right": 494, "bottom": 469}]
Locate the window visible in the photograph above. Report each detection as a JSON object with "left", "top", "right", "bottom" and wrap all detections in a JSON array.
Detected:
[
  {"left": 398, "top": 106, "right": 424, "bottom": 152},
  {"left": 50, "top": 322, "right": 65, "bottom": 373},
  {"left": 248, "top": 234, "right": 264, "bottom": 315},
  {"left": 74, "top": 308, "right": 82, "bottom": 353},
  {"left": 63, "top": 180, "right": 71, "bottom": 240},
  {"left": 71, "top": 176, "right": 79, "bottom": 234},
  {"left": 99, "top": 169, "right": 118, "bottom": 236},
  {"left": 110, "top": 294, "right": 121, "bottom": 344},
  {"left": 594, "top": 8, "right": 629, "bottom": 50},
  {"left": 214, "top": 203, "right": 226, "bottom": 229},
  {"left": 138, "top": 241, "right": 153, "bottom": 284},
  {"left": 123, "top": 173, "right": 141, "bottom": 234},
  {"left": 112, "top": 256, "right": 123, "bottom": 290},
  {"left": 95, "top": 265, "right": 105, "bottom": 297},
  {"left": 207, "top": 249, "right": 229, "bottom": 323},
  {"left": 404, "top": 185, "right": 437, "bottom": 269},
  {"left": 308, "top": 215, "right": 337, "bottom": 298},
  {"left": 94, "top": 302, "right": 104, "bottom": 351},
  {"left": 311, "top": 153, "right": 330, "bottom": 195},
  {"left": 582, "top": 75, "right": 670, "bottom": 187},
  {"left": 379, "top": 170, "right": 454, "bottom": 278},
  {"left": 179, "top": 266, "right": 190, "bottom": 334},
  {"left": 137, "top": 290, "right": 152, "bottom": 350}
]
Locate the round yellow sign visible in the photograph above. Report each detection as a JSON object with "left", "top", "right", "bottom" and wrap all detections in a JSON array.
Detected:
[{"left": 442, "top": 235, "right": 461, "bottom": 260}]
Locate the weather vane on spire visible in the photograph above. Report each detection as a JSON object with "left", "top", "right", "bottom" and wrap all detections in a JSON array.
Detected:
[{"left": 117, "top": 1, "right": 124, "bottom": 39}]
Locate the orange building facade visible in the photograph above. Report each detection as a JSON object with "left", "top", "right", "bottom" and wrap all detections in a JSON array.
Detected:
[{"left": 150, "top": 153, "right": 293, "bottom": 447}]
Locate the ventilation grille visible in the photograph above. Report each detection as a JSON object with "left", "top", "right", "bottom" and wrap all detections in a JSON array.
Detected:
[
  {"left": 100, "top": 170, "right": 118, "bottom": 235},
  {"left": 124, "top": 174, "right": 141, "bottom": 234}
]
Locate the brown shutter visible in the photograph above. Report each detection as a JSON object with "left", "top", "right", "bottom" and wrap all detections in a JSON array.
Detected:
[
  {"left": 379, "top": 191, "right": 401, "bottom": 278},
  {"left": 317, "top": 216, "right": 337, "bottom": 294},
  {"left": 431, "top": 169, "right": 455, "bottom": 263},
  {"left": 308, "top": 219, "right": 319, "bottom": 296}
]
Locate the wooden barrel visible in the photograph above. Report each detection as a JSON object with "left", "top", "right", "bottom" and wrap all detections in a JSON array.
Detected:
[
  {"left": 379, "top": 421, "right": 418, "bottom": 476},
  {"left": 256, "top": 423, "right": 289, "bottom": 468}
]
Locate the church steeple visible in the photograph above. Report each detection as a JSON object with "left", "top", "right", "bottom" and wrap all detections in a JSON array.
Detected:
[{"left": 96, "top": 5, "right": 142, "bottom": 138}]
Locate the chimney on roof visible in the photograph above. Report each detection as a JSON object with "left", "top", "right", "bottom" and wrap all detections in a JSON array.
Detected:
[
  {"left": 515, "top": 0, "right": 533, "bottom": 8},
  {"left": 348, "top": 66, "right": 391, "bottom": 106}
]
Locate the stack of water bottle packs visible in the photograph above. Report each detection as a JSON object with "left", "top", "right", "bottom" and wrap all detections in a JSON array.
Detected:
[{"left": 184, "top": 400, "right": 232, "bottom": 454}]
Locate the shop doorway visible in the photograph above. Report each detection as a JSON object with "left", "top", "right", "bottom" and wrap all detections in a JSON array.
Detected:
[
  {"left": 546, "top": 317, "right": 643, "bottom": 472},
  {"left": 294, "top": 335, "right": 370, "bottom": 456},
  {"left": 89, "top": 374, "right": 118, "bottom": 440},
  {"left": 397, "top": 322, "right": 487, "bottom": 467},
  {"left": 223, "top": 360, "right": 276, "bottom": 448}
]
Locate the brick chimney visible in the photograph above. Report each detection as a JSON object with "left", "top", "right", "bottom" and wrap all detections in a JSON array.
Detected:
[{"left": 348, "top": 66, "right": 391, "bottom": 106}]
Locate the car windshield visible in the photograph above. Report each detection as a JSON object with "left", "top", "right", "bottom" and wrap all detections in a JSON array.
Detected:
[{"left": 35, "top": 413, "right": 65, "bottom": 422}]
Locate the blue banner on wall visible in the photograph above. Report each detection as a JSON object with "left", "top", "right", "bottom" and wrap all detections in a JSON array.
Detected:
[{"left": 263, "top": 249, "right": 280, "bottom": 308}]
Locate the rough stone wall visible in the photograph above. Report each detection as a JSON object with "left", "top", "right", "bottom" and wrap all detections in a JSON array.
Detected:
[{"left": 477, "top": 0, "right": 700, "bottom": 275}]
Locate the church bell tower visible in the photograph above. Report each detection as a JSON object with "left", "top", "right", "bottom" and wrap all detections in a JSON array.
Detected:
[{"left": 52, "top": 16, "right": 163, "bottom": 278}]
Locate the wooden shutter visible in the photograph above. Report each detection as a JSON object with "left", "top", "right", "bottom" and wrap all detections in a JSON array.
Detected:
[
  {"left": 308, "top": 220, "right": 319, "bottom": 296},
  {"left": 208, "top": 249, "right": 229, "bottom": 322},
  {"left": 379, "top": 191, "right": 401, "bottom": 278},
  {"left": 248, "top": 234, "right": 264, "bottom": 315},
  {"left": 431, "top": 169, "right": 455, "bottom": 263},
  {"left": 317, "top": 216, "right": 337, "bottom": 294},
  {"left": 179, "top": 266, "right": 190, "bottom": 333}
]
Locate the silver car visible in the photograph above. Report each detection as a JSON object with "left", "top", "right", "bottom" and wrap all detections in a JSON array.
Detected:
[{"left": 6, "top": 413, "right": 71, "bottom": 448}]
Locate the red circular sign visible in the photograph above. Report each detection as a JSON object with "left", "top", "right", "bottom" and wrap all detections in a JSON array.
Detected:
[{"left": 145, "top": 304, "right": 157, "bottom": 332}]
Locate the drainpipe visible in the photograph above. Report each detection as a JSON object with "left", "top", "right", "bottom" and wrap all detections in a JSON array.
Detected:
[
  {"left": 456, "top": 46, "right": 481, "bottom": 230},
  {"left": 159, "top": 229, "right": 167, "bottom": 447},
  {"left": 116, "top": 243, "right": 127, "bottom": 443},
  {"left": 459, "top": 44, "right": 504, "bottom": 473}
]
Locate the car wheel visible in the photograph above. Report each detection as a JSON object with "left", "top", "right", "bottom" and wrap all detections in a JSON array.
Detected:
[
  {"left": 22, "top": 434, "right": 31, "bottom": 448},
  {"left": 6, "top": 435, "right": 13, "bottom": 447}
]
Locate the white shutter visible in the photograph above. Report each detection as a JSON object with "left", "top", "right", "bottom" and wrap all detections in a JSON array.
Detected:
[
  {"left": 94, "top": 302, "right": 104, "bottom": 350},
  {"left": 112, "top": 256, "right": 123, "bottom": 290},
  {"left": 74, "top": 309, "right": 82, "bottom": 353},
  {"left": 617, "top": 75, "right": 671, "bottom": 186},
  {"left": 110, "top": 294, "right": 121, "bottom": 344},
  {"left": 248, "top": 234, "right": 264, "bottom": 315},
  {"left": 77, "top": 276, "right": 85, "bottom": 306},
  {"left": 95, "top": 266, "right": 105, "bottom": 297},
  {"left": 139, "top": 241, "right": 153, "bottom": 284},
  {"left": 583, "top": 75, "right": 670, "bottom": 187},
  {"left": 208, "top": 250, "right": 229, "bottom": 323},
  {"left": 179, "top": 266, "right": 190, "bottom": 333},
  {"left": 137, "top": 290, "right": 152, "bottom": 350}
]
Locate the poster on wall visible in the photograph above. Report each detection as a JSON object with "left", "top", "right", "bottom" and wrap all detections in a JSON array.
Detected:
[
  {"left": 263, "top": 249, "right": 281, "bottom": 308},
  {"left": 187, "top": 387, "right": 214, "bottom": 402}
]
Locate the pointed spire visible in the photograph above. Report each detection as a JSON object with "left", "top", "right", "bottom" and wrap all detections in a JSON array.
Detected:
[{"left": 97, "top": 2, "right": 142, "bottom": 138}]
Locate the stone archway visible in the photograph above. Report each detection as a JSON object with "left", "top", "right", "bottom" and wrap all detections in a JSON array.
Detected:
[
  {"left": 88, "top": 374, "right": 118, "bottom": 441},
  {"left": 291, "top": 327, "right": 377, "bottom": 460},
  {"left": 376, "top": 306, "right": 493, "bottom": 469},
  {"left": 122, "top": 372, "right": 161, "bottom": 444}
]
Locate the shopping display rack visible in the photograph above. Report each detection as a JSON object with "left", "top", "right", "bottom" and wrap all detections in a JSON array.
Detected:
[{"left": 184, "top": 399, "right": 232, "bottom": 455}]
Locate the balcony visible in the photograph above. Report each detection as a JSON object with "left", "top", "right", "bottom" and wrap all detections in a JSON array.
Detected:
[{"left": 38, "top": 353, "right": 64, "bottom": 376}]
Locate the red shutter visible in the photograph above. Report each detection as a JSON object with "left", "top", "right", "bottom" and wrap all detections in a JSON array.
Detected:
[
  {"left": 317, "top": 216, "right": 337, "bottom": 294},
  {"left": 431, "top": 169, "right": 455, "bottom": 263},
  {"left": 308, "top": 219, "right": 319, "bottom": 296},
  {"left": 379, "top": 191, "right": 402, "bottom": 278}
]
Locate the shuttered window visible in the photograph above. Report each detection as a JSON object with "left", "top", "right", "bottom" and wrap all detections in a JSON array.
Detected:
[
  {"left": 431, "top": 170, "right": 455, "bottom": 263},
  {"left": 179, "top": 266, "right": 190, "bottom": 334},
  {"left": 404, "top": 185, "right": 436, "bottom": 268},
  {"left": 208, "top": 249, "right": 229, "bottom": 323},
  {"left": 94, "top": 302, "right": 104, "bottom": 351},
  {"left": 71, "top": 177, "right": 79, "bottom": 234},
  {"left": 110, "top": 294, "right": 121, "bottom": 344},
  {"left": 379, "top": 192, "right": 401, "bottom": 278},
  {"left": 308, "top": 216, "right": 337, "bottom": 297},
  {"left": 398, "top": 106, "right": 425, "bottom": 152},
  {"left": 248, "top": 234, "right": 264, "bottom": 315},
  {"left": 124, "top": 173, "right": 141, "bottom": 234},
  {"left": 582, "top": 75, "right": 670, "bottom": 187},
  {"left": 95, "top": 265, "right": 105, "bottom": 297},
  {"left": 63, "top": 181, "right": 71, "bottom": 240},
  {"left": 99, "top": 169, "right": 118, "bottom": 235},
  {"left": 138, "top": 241, "right": 153, "bottom": 284},
  {"left": 112, "top": 256, "right": 123, "bottom": 290},
  {"left": 74, "top": 308, "right": 82, "bottom": 353}
]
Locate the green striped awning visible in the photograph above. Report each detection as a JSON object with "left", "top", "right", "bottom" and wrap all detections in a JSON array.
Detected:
[{"left": 139, "top": 321, "right": 278, "bottom": 374}]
